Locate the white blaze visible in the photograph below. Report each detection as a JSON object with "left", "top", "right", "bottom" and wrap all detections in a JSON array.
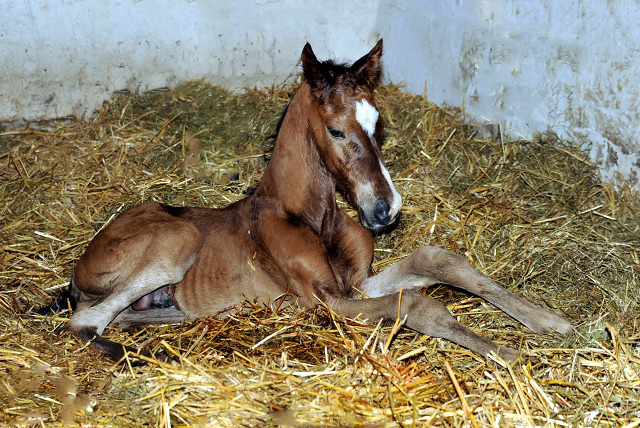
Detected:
[
  {"left": 379, "top": 159, "right": 403, "bottom": 218},
  {"left": 354, "top": 98, "right": 402, "bottom": 225},
  {"left": 355, "top": 99, "right": 378, "bottom": 137}
]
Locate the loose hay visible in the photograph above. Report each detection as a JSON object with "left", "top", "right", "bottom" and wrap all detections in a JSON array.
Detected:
[{"left": 1, "top": 81, "right": 639, "bottom": 427}]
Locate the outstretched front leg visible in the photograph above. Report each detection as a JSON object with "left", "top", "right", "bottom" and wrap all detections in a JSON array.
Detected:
[
  {"left": 323, "top": 290, "right": 519, "bottom": 360},
  {"left": 360, "top": 246, "right": 573, "bottom": 336},
  {"left": 317, "top": 214, "right": 522, "bottom": 359}
]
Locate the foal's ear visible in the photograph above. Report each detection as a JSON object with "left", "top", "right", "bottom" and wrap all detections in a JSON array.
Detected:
[
  {"left": 351, "top": 39, "right": 383, "bottom": 88},
  {"left": 301, "top": 42, "right": 324, "bottom": 91}
]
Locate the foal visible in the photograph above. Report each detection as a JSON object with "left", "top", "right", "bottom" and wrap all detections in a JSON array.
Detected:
[{"left": 53, "top": 40, "right": 572, "bottom": 361}]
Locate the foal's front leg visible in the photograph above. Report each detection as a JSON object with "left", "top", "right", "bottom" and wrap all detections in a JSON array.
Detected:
[
  {"left": 361, "top": 246, "right": 573, "bottom": 335},
  {"left": 324, "top": 290, "right": 518, "bottom": 360}
]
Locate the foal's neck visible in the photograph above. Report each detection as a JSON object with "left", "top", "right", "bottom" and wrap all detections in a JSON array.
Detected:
[{"left": 257, "top": 83, "right": 337, "bottom": 234}]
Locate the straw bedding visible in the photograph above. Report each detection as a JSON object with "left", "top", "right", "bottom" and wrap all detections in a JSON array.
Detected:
[{"left": 1, "top": 80, "right": 639, "bottom": 427}]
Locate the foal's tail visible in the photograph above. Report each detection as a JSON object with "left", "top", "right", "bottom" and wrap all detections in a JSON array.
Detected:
[{"left": 35, "top": 281, "right": 78, "bottom": 315}]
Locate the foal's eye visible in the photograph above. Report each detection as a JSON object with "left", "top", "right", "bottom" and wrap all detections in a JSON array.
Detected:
[{"left": 328, "top": 128, "right": 346, "bottom": 139}]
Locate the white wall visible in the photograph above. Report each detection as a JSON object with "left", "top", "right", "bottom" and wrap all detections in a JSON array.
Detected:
[
  {"left": 0, "top": 0, "right": 378, "bottom": 119},
  {"left": 377, "top": 0, "right": 640, "bottom": 188},
  {"left": 2, "top": 0, "right": 639, "bottom": 190}
]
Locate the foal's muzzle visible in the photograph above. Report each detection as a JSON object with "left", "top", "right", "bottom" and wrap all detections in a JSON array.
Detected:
[
  {"left": 374, "top": 197, "right": 392, "bottom": 225},
  {"left": 360, "top": 196, "right": 400, "bottom": 233}
]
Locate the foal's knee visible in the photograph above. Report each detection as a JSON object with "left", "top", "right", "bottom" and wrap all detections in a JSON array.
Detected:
[
  {"left": 412, "top": 245, "right": 469, "bottom": 272},
  {"left": 399, "top": 291, "right": 457, "bottom": 333}
]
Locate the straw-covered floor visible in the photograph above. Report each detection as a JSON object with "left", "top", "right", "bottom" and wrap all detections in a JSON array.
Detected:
[{"left": 1, "top": 80, "right": 639, "bottom": 427}]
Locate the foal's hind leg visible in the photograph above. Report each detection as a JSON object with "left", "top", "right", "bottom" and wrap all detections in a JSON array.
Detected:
[
  {"left": 361, "top": 246, "right": 573, "bottom": 335},
  {"left": 66, "top": 203, "right": 203, "bottom": 359},
  {"left": 66, "top": 266, "right": 191, "bottom": 359}
]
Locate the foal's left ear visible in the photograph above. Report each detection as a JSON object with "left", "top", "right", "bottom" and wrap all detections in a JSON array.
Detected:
[{"left": 351, "top": 39, "right": 383, "bottom": 88}]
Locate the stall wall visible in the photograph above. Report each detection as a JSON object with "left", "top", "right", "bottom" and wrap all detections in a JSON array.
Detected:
[
  {"left": 377, "top": 0, "right": 640, "bottom": 188},
  {"left": 1, "top": 0, "right": 639, "bottom": 189},
  {"left": 0, "top": 0, "right": 378, "bottom": 119}
]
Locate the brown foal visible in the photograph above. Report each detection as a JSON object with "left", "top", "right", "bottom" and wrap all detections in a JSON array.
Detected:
[{"left": 52, "top": 40, "right": 572, "bottom": 361}]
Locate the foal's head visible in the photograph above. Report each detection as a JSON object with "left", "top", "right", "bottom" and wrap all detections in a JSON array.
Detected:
[{"left": 301, "top": 40, "right": 402, "bottom": 233}]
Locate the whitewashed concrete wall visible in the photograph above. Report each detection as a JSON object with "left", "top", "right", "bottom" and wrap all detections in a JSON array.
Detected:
[
  {"left": 2, "top": 0, "right": 639, "bottom": 190},
  {"left": 0, "top": 0, "right": 378, "bottom": 120},
  {"left": 377, "top": 0, "right": 640, "bottom": 189}
]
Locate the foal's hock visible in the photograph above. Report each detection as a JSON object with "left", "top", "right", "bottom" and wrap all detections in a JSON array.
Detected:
[{"left": 49, "top": 40, "right": 573, "bottom": 361}]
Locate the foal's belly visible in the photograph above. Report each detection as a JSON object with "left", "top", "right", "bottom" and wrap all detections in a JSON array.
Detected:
[{"left": 171, "top": 228, "right": 286, "bottom": 318}]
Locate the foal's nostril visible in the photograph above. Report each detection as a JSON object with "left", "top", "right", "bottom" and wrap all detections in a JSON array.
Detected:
[{"left": 374, "top": 197, "right": 391, "bottom": 224}]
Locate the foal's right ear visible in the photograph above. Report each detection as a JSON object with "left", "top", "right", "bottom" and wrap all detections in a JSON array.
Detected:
[{"left": 301, "top": 43, "right": 325, "bottom": 93}]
